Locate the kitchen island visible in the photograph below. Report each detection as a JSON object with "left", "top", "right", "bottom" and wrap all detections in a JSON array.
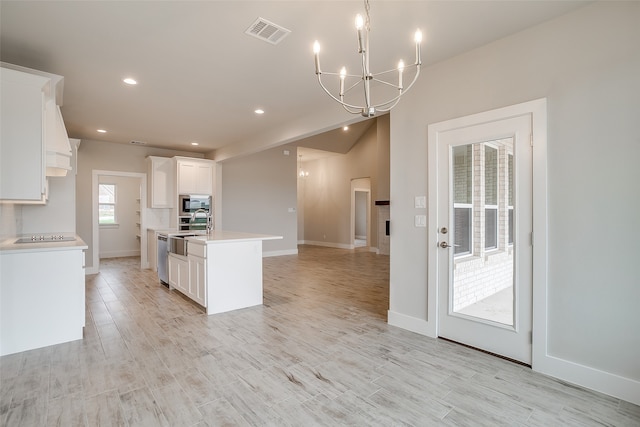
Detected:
[{"left": 169, "top": 230, "right": 282, "bottom": 315}]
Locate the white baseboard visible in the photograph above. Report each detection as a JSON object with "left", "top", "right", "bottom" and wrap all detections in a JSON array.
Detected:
[
  {"left": 302, "top": 240, "right": 354, "bottom": 250},
  {"left": 263, "top": 249, "right": 298, "bottom": 257},
  {"left": 85, "top": 266, "right": 98, "bottom": 275},
  {"left": 387, "top": 310, "right": 436, "bottom": 338},
  {"left": 99, "top": 250, "right": 140, "bottom": 259},
  {"left": 534, "top": 353, "right": 640, "bottom": 406}
]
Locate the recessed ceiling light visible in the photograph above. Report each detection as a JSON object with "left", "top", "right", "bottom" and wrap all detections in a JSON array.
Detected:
[
  {"left": 191, "top": 142, "right": 199, "bottom": 146},
  {"left": 123, "top": 78, "right": 137, "bottom": 85},
  {"left": 254, "top": 109, "right": 265, "bottom": 115},
  {"left": 97, "top": 129, "right": 107, "bottom": 133},
  {"left": 343, "top": 126, "right": 349, "bottom": 131}
]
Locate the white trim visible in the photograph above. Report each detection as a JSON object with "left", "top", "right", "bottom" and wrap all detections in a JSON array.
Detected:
[
  {"left": 534, "top": 354, "right": 640, "bottom": 406},
  {"left": 263, "top": 249, "right": 298, "bottom": 257},
  {"left": 99, "top": 250, "right": 141, "bottom": 259},
  {"left": 387, "top": 310, "right": 436, "bottom": 337},
  {"left": 92, "top": 170, "right": 147, "bottom": 273},
  {"left": 302, "top": 240, "right": 353, "bottom": 250},
  {"left": 98, "top": 223, "right": 120, "bottom": 229}
]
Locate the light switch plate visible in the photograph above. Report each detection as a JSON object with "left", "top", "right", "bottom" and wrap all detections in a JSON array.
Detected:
[
  {"left": 415, "top": 196, "right": 426, "bottom": 209},
  {"left": 415, "top": 215, "right": 427, "bottom": 227}
]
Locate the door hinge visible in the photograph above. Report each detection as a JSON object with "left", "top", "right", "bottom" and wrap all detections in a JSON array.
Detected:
[{"left": 530, "top": 133, "right": 534, "bottom": 146}]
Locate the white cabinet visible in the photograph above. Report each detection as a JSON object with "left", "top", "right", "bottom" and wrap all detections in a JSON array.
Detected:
[
  {"left": 0, "top": 67, "right": 49, "bottom": 202},
  {"left": 188, "top": 254, "right": 207, "bottom": 307},
  {"left": 168, "top": 253, "right": 189, "bottom": 293},
  {"left": 0, "top": 247, "right": 85, "bottom": 356},
  {"left": 146, "top": 156, "right": 174, "bottom": 208},
  {"left": 176, "top": 157, "right": 214, "bottom": 195},
  {"left": 169, "top": 241, "right": 207, "bottom": 308}
]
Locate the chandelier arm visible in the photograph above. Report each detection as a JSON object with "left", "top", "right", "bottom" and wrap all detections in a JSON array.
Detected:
[
  {"left": 370, "top": 78, "right": 400, "bottom": 89},
  {"left": 374, "top": 98, "right": 402, "bottom": 113},
  {"left": 342, "top": 79, "right": 362, "bottom": 95},
  {"left": 322, "top": 71, "right": 361, "bottom": 78},
  {"left": 342, "top": 104, "right": 363, "bottom": 115},
  {"left": 370, "top": 66, "right": 421, "bottom": 110},
  {"left": 316, "top": 74, "right": 368, "bottom": 111}
]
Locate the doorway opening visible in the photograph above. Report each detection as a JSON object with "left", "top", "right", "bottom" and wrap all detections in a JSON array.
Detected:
[
  {"left": 351, "top": 178, "right": 371, "bottom": 251},
  {"left": 91, "top": 170, "right": 147, "bottom": 273}
]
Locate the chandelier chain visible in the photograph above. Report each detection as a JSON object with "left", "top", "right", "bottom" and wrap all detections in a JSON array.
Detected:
[{"left": 364, "top": 0, "right": 371, "bottom": 31}]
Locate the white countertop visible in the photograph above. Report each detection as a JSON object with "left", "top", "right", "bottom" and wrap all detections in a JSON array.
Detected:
[
  {"left": 186, "top": 230, "right": 283, "bottom": 244},
  {"left": 0, "top": 235, "right": 88, "bottom": 254}
]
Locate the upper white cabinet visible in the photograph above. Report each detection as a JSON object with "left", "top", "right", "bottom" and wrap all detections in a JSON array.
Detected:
[
  {"left": 175, "top": 157, "right": 214, "bottom": 195},
  {"left": 0, "top": 67, "right": 49, "bottom": 202},
  {"left": 1, "top": 63, "right": 72, "bottom": 203},
  {"left": 146, "top": 156, "right": 174, "bottom": 208}
]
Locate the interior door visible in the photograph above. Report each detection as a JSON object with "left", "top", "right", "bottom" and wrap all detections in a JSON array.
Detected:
[{"left": 435, "top": 114, "right": 533, "bottom": 364}]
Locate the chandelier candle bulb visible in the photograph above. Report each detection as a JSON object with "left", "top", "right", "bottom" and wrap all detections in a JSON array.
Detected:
[
  {"left": 398, "top": 60, "right": 405, "bottom": 90},
  {"left": 313, "top": 41, "right": 321, "bottom": 74},
  {"left": 356, "top": 14, "right": 365, "bottom": 53},
  {"left": 415, "top": 30, "right": 423, "bottom": 65},
  {"left": 340, "top": 67, "right": 346, "bottom": 96}
]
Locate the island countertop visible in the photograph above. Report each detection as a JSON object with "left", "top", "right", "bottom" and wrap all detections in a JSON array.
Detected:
[{"left": 185, "top": 230, "right": 283, "bottom": 244}]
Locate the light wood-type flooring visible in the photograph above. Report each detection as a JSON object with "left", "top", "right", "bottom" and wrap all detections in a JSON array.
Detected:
[{"left": 1, "top": 245, "right": 639, "bottom": 426}]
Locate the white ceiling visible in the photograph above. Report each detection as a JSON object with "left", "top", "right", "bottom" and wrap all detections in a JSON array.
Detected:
[{"left": 0, "top": 1, "right": 588, "bottom": 158}]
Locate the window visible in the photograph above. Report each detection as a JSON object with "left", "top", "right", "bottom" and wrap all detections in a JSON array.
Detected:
[
  {"left": 484, "top": 146, "right": 498, "bottom": 250},
  {"left": 99, "top": 184, "right": 116, "bottom": 224},
  {"left": 453, "top": 145, "right": 473, "bottom": 256}
]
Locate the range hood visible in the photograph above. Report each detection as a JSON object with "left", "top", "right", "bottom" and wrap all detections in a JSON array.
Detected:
[{"left": 45, "top": 98, "right": 72, "bottom": 177}]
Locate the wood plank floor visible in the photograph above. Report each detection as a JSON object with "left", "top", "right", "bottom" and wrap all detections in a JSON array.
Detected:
[{"left": 1, "top": 245, "right": 639, "bottom": 426}]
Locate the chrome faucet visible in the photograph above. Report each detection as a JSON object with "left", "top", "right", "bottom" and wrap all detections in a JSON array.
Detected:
[{"left": 191, "top": 208, "right": 212, "bottom": 232}]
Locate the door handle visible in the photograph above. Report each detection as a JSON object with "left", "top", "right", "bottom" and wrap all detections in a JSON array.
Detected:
[{"left": 439, "top": 241, "right": 459, "bottom": 249}]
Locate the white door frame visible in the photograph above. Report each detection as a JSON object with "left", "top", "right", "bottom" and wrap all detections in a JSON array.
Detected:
[
  {"left": 90, "top": 170, "right": 147, "bottom": 274},
  {"left": 427, "top": 98, "right": 547, "bottom": 368}
]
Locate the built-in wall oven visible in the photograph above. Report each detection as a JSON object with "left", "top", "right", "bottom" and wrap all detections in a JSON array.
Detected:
[{"left": 179, "top": 194, "right": 211, "bottom": 216}]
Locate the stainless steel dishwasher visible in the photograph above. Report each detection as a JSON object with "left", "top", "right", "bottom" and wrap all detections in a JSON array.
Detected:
[{"left": 157, "top": 233, "right": 169, "bottom": 286}]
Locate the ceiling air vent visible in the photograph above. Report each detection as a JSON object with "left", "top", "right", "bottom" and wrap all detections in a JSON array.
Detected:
[
  {"left": 130, "top": 140, "right": 147, "bottom": 146},
  {"left": 245, "top": 17, "right": 291, "bottom": 45}
]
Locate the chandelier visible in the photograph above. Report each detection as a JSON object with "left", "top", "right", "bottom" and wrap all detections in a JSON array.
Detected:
[
  {"left": 298, "top": 155, "right": 309, "bottom": 178},
  {"left": 313, "top": 0, "right": 422, "bottom": 117}
]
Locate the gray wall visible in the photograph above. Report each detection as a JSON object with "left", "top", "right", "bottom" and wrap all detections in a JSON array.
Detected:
[
  {"left": 77, "top": 139, "right": 201, "bottom": 270},
  {"left": 389, "top": 1, "right": 639, "bottom": 388},
  {"left": 301, "top": 121, "right": 386, "bottom": 248},
  {"left": 220, "top": 146, "right": 298, "bottom": 255}
]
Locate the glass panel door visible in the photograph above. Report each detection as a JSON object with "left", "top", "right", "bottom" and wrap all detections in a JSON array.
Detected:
[
  {"left": 452, "top": 139, "right": 514, "bottom": 326},
  {"left": 433, "top": 112, "right": 533, "bottom": 365}
]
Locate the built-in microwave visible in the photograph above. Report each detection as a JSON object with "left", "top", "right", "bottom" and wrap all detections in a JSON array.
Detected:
[{"left": 179, "top": 194, "right": 211, "bottom": 217}]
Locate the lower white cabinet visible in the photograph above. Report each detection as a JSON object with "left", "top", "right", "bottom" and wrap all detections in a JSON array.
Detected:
[
  {"left": 0, "top": 246, "right": 85, "bottom": 356},
  {"left": 168, "top": 253, "right": 189, "bottom": 293},
  {"left": 188, "top": 254, "right": 207, "bottom": 307},
  {"left": 169, "top": 251, "right": 206, "bottom": 307}
]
